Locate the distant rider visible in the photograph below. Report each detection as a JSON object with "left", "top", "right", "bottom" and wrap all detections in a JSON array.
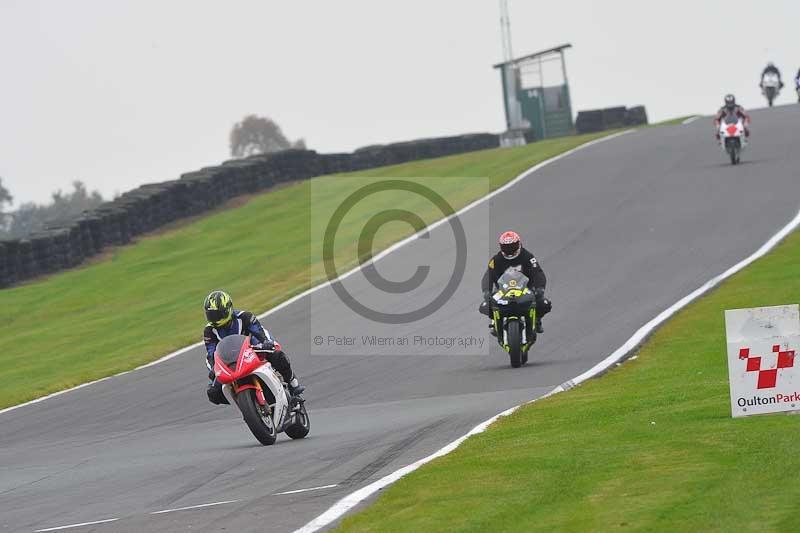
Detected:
[
  {"left": 760, "top": 62, "right": 784, "bottom": 89},
  {"left": 202, "top": 290, "right": 304, "bottom": 404},
  {"left": 479, "top": 231, "right": 551, "bottom": 334},
  {"left": 714, "top": 94, "right": 751, "bottom": 140},
  {"left": 796, "top": 68, "right": 800, "bottom": 102}
]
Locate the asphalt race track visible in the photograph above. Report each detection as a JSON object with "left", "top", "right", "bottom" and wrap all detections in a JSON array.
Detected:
[{"left": 2, "top": 105, "right": 799, "bottom": 532}]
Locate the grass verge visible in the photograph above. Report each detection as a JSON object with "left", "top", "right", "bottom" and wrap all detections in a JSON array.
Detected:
[
  {"left": 337, "top": 218, "right": 800, "bottom": 531},
  {"left": 647, "top": 115, "right": 696, "bottom": 127},
  {"left": 0, "top": 130, "right": 617, "bottom": 409}
]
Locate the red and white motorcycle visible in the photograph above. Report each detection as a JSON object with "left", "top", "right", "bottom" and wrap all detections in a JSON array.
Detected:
[
  {"left": 213, "top": 334, "right": 310, "bottom": 445},
  {"left": 718, "top": 114, "right": 746, "bottom": 165}
]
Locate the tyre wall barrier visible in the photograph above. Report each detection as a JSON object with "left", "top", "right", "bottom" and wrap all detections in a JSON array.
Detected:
[
  {"left": 0, "top": 132, "right": 500, "bottom": 288},
  {"left": 575, "top": 105, "right": 648, "bottom": 134}
]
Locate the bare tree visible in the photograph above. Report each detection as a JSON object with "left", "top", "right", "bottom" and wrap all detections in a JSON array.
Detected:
[
  {"left": 2, "top": 181, "right": 104, "bottom": 239},
  {"left": 0, "top": 177, "right": 12, "bottom": 233},
  {"left": 0, "top": 177, "right": 11, "bottom": 206},
  {"left": 229, "top": 115, "right": 305, "bottom": 158}
]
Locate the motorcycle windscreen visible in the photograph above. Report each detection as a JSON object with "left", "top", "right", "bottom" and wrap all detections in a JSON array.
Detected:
[
  {"left": 497, "top": 268, "right": 530, "bottom": 291},
  {"left": 216, "top": 334, "right": 247, "bottom": 366},
  {"left": 723, "top": 114, "right": 739, "bottom": 125}
]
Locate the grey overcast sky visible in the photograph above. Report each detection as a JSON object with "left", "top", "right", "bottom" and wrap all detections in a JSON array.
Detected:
[{"left": 1, "top": 0, "right": 798, "bottom": 206}]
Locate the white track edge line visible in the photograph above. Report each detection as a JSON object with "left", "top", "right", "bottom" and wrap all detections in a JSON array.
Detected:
[
  {"left": 150, "top": 499, "right": 240, "bottom": 514},
  {"left": 274, "top": 484, "right": 339, "bottom": 495},
  {"left": 682, "top": 115, "right": 701, "bottom": 124},
  {"left": 0, "top": 130, "right": 632, "bottom": 418},
  {"left": 293, "top": 404, "right": 522, "bottom": 533},
  {"left": 294, "top": 207, "right": 800, "bottom": 533},
  {"left": 34, "top": 518, "right": 120, "bottom": 532}
]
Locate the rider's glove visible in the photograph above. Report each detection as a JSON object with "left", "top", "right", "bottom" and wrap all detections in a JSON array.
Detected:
[{"left": 252, "top": 340, "right": 276, "bottom": 353}]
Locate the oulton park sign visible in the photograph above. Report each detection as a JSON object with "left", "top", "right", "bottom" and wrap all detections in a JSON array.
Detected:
[{"left": 725, "top": 304, "right": 800, "bottom": 418}]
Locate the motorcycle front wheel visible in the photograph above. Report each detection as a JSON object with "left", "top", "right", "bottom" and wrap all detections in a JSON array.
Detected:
[
  {"left": 726, "top": 140, "right": 740, "bottom": 165},
  {"left": 729, "top": 147, "right": 739, "bottom": 165},
  {"left": 237, "top": 389, "right": 277, "bottom": 445},
  {"left": 507, "top": 320, "right": 523, "bottom": 368}
]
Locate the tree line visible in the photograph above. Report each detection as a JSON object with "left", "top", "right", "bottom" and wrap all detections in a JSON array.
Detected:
[{"left": 0, "top": 179, "right": 104, "bottom": 240}]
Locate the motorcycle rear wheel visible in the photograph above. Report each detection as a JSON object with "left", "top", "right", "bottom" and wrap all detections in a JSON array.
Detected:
[
  {"left": 507, "top": 320, "right": 523, "bottom": 368},
  {"left": 237, "top": 389, "right": 277, "bottom": 445}
]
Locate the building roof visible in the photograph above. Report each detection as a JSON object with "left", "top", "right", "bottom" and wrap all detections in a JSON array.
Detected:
[{"left": 492, "top": 43, "right": 572, "bottom": 69}]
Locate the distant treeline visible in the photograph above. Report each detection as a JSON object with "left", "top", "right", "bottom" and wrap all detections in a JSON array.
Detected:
[{"left": 0, "top": 180, "right": 104, "bottom": 240}]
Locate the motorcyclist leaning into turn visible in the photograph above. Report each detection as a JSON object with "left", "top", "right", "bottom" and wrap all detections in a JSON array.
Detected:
[
  {"left": 760, "top": 62, "right": 784, "bottom": 89},
  {"left": 479, "top": 231, "right": 551, "bottom": 334},
  {"left": 714, "top": 94, "right": 751, "bottom": 140},
  {"left": 203, "top": 290, "right": 304, "bottom": 405}
]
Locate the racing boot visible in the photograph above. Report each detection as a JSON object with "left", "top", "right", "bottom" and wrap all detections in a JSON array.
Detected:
[
  {"left": 288, "top": 377, "right": 305, "bottom": 397},
  {"left": 206, "top": 380, "right": 229, "bottom": 405},
  {"left": 535, "top": 317, "right": 544, "bottom": 334},
  {"left": 488, "top": 321, "right": 497, "bottom": 337}
]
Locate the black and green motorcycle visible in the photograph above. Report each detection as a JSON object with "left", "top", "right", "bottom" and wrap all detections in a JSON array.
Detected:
[{"left": 489, "top": 269, "right": 537, "bottom": 368}]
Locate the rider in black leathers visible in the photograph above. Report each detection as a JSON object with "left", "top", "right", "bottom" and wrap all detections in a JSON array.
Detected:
[
  {"left": 760, "top": 62, "right": 784, "bottom": 89},
  {"left": 795, "top": 68, "right": 800, "bottom": 102},
  {"left": 479, "top": 231, "right": 551, "bottom": 334}
]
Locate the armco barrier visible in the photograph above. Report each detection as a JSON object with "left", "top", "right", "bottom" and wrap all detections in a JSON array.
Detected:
[
  {"left": 0, "top": 133, "right": 500, "bottom": 287},
  {"left": 575, "top": 105, "right": 648, "bottom": 134}
]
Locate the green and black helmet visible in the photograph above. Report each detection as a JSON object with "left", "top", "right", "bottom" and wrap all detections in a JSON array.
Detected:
[{"left": 204, "top": 290, "right": 233, "bottom": 327}]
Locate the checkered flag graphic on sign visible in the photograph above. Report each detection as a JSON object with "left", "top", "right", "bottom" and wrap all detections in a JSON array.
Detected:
[{"left": 739, "top": 345, "right": 796, "bottom": 389}]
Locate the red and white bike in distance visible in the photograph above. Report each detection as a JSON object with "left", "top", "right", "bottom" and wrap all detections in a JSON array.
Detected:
[
  {"left": 718, "top": 114, "right": 747, "bottom": 165},
  {"left": 213, "top": 334, "right": 310, "bottom": 445}
]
